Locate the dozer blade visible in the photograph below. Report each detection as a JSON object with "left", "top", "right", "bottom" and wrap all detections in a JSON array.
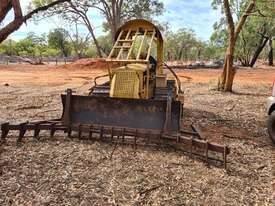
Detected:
[{"left": 61, "top": 91, "right": 181, "bottom": 132}]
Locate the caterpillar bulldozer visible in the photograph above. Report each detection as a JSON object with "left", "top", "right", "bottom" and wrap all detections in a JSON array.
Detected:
[
  {"left": 1, "top": 19, "right": 230, "bottom": 168},
  {"left": 63, "top": 19, "right": 184, "bottom": 132}
]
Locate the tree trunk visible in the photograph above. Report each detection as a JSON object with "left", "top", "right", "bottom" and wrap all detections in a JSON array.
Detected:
[
  {"left": 83, "top": 19, "right": 102, "bottom": 58},
  {"left": 85, "top": 21, "right": 102, "bottom": 57},
  {"left": 268, "top": 38, "right": 273, "bottom": 66},
  {"left": 110, "top": 25, "right": 117, "bottom": 44},
  {"left": 218, "top": 42, "right": 236, "bottom": 92},
  {"left": 197, "top": 48, "right": 201, "bottom": 60},
  {"left": 89, "top": 26, "right": 102, "bottom": 58},
  {"left": 218, "top": 0, "right": 255, "bottom": 92},
  {"left": 178, "top": 45, "right": 184, "bottom": 60},
  {"left": 249, "top": 35, "right": 269, "bottom": 67},
  {"left": 109, "top": 14, "right": 121, "bottom": 44}
]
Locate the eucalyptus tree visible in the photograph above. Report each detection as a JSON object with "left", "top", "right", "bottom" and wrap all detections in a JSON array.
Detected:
[
  {"left": 212, "top": 1, "right": 274, "bottom": 67},
  {"left": 165, "top": 29, "right": 198, "bottom": 61},
  {"left": 212, "top": 0, "right": 274, "bottom": 92},
  {"left": 95, "top": 0, "right": 164, "bottom": 42},
  {"left": 48, "top": 28, "right": 71, "bottom": 58}
]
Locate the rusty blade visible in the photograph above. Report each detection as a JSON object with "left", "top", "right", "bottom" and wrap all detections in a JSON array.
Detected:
[{"left": 61, "top": 94, "right": 181, "bottom": 131}]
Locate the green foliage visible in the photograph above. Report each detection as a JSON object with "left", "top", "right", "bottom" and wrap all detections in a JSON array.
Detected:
[
  {"left": 86, "top": 33, "right": 113, "bottom": 57},
  {"left": 0, "top": 32, "right": 66, "bottom": 58},
  {"left": 211, "top": 0, "right": 275, "bottom": 65},
  {"left": 121, "top": 0, "right": 164, "bottom": 21},
  {"left": 15, "top": 32, "right": 49, "bottom": 57},
  {"left": 164, "top": 29, "right": 222, "bottom": 61},
  {"left": 0, "top": 40, "right": 17, "bottom": 55},
  {"left": 16, "top": 39, "right": 35, "bottom": 56},
  {"left": 96, "top": 33, "right": 112, "bottom": 56},
  {"left": 44, "top": 48, "right": 60, "bottom": 56},
  {"left": 0, "top": 28, "right": 229, "bottom": 61},
  {"left": 48, "top": 28, "right": 71, "bottom": 57}
]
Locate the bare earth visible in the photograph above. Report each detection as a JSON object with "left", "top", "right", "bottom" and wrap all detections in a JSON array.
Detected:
[{"left": 0, "top": 63, "right": 274, "bottom": 205}]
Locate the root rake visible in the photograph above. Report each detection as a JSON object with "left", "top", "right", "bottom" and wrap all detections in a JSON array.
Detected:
[{"left": 1, "top": 120, "right": 230, "bottom": 169}]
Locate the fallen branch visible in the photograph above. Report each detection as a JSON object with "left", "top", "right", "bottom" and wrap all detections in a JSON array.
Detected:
[{"left": 13, "top": 56, "right": 44, "bottom": 65}]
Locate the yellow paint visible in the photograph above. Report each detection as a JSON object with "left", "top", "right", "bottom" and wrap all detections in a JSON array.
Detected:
[{"left": 107, "top": 19, "right": 164, "bottom": 99}]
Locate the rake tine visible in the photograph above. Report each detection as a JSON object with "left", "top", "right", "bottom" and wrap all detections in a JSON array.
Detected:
[
  {"left": 33, "top": 123, "right": 41, "bottom": 140},
  {"left": 17, "top": 122, "right": 28, "bottom": 145},
  {"left": 50, "top": 123, "right": 58, "bottom": 138},
  {"left": 176, "top": 133, "right": 180, "bottom": 143},
  {"left": 89, "top": 125, "right": 93, "bottom": 139},
  {"left": 122, "top": 128, "right": 125, "bottom": 143},
  {"left": 146, "top": 131, "right": 150, "bottom": 144},
  {"left": 159, "top": 132, "right": 162, "bottom": 145},
  {"left": 1, "top": 123, "right": 10, "bottom": 143},
  {"left": 111, "top": 127, "right": 114, "bottom": 142},
  {"left": 100, "top": 126, "right": 104, "bottom": 139},
  {"left": 78, "top": 124, "right": 82, "bottom": 139},
  {"left": 67, "top": 126, "right": 72, "bottom": 138},
  {"left": 134, "top": 129, "right": 138, "bottom": 150}
]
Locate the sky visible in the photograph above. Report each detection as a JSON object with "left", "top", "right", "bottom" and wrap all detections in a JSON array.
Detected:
[{"left": 3, "top": 0, "right": 222, "bottom": 41}]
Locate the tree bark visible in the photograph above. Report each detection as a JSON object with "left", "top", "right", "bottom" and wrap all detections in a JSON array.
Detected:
[
  {"left": 268, "top": 38, "right": 273, "bottom": 66},
  {"left": 87, "top": 24, "right": 102, "bottom": 58},
  {"left": 0, "top": 0, "right": 13, "bottom": 23},
  {"left": 218, "top": 0, "right": 255, "bottom": 92},
  {"left": 81, "top": 16, "right": 102, "bottom": 57},
  {"left": 0, "top": 0, "right": 70, "bottom": 43},
  {"left": 218, "top": 38, "right": 237, "bottom": 92},
  {"left": 98, "top": 0, "right": 123, "bottom": 44},
  {"left": 249, "top": 35, "right": 269, "bottom": 67}
]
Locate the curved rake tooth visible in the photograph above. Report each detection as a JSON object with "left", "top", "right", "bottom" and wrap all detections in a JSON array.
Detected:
[
  {"left": 50, "top": 122, "right": 58, "bottom": 138},
  {"left": 100, "top": 126, "right": 104, "bottom": 138},
  {"left": 1, "top": 123, "right": 10, "bottom": 143},
  {"left": 67, "top": 126, "right": 72, "bottom": 138},
  {"left": 122, "top": 128, "right": 125, "bottom": 143},
  {"left": 33, "top": 123, "right": 41, "bottom": 139},
  {"left": 110, "top": 127, "right": 114, "bottom": 142},
  {"left": 89, "top": 125, "right": 93, "bottom": 139},
  {"left": 134, "top": 129, "right": 138, "bottom": 150},
  {"left": 17, "top": 123, "right": 27, "bottom": 142},
  {"left": 78, "top": 124, "right": 82, "bottom": 138}
]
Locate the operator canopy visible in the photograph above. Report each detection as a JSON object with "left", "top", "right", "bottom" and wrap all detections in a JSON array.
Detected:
[{"left": 107, "top": 19, "right": 164, "bottom": 68}]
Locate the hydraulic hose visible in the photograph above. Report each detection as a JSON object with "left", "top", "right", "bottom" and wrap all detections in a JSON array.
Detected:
[{"left": 163, "top": 62, "right": 184, "bottom": 94}]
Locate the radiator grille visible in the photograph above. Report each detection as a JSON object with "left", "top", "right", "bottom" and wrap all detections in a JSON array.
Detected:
[{"left": 110, "top": 70, "right": 140, "bottom": 98}]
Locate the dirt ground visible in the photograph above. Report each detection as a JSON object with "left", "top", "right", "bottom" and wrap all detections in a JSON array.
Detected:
[{"left": 0, "top": 62, "right": 274, "bottom": 205}]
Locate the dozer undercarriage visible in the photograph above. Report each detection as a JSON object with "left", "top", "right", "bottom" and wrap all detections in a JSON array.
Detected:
[{"left": 0, "top": 19, "right": 230, "bottom": 168}]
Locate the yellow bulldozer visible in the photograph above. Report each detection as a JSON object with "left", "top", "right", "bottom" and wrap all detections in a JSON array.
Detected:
[
  {"left": 1, "top": 19, "right": 230, "bottom": 168},
  {"left": 64, "top": 19, "right": 184, "bottom": 132}
]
